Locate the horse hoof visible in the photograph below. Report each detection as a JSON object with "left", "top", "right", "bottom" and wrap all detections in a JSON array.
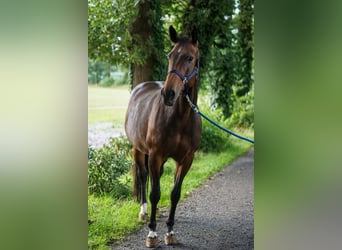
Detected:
[
  {"left": 138, "top": 213, "right": 148, "bottom": 220},
  {"left": 146, "top": 236, "right": 159, "bottom": 248},
  {"left": 164, "top": 234, "right": 179, "bottom": 245}
]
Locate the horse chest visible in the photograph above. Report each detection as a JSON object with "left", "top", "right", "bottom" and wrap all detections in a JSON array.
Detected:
[{"left": 146, "top": 123, "right": 194, "bottom": 157}]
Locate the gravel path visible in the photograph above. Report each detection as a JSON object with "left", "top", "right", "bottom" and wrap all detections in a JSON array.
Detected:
[
  {"left": 88, "top": 122, "right": 125, "bottom": 148},
  {"left": 112, "top": 148, "right": 254, "bottom": 250}
]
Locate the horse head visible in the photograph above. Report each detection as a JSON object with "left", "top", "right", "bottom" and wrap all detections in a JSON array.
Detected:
[{"left": 161, "top": 25, "right": 199, "bottom": 106}]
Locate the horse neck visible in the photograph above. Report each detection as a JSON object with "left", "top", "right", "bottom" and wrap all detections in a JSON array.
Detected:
[
  {"left": 175, "top": 78, "right": 199, "bottom": 119},
  {"left": 189, "top": 78, "right": 199, "bottom": 105}
]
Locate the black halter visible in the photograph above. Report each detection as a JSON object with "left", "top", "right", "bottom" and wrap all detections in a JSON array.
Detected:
[{"left": 168, "top": 59, "right": 200, "bottom": 96}]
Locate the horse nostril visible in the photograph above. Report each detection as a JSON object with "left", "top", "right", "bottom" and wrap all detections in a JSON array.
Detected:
[{"left": 163, "top": 89, "right": 176, "bottom": 106}]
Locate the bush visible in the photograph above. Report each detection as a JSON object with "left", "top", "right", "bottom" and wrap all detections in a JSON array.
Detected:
[
  {"left": 97, "top": 74, "right": 129, "bottom": 87},
  {"left": 88, "top": 59, "right": 111, "bottom": 84},
  {"left": 196, "top": 94, "right": 226, "bottom": 152},
  {"left": 227, "top": 84, "right": 254, "bottom": 129},
  {"left": 88, "top": 136, "right": 133, "bottom": 199},
  {"left": 113, "top": 72, "right": 129, "bottom": 86},
  {"left": 199, "top": 121, "right": 226, "bottom": 153},
  {"left": 99, "top": 76, "right": 115, "bottom": 87}
]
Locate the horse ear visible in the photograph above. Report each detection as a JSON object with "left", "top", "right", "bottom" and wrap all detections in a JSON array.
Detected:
[
  {"left": 169, "top": 25, "right": 178, "bottom": 43},
  {"left": 191, "top": 26, "right": 198, "bottom": 45}
]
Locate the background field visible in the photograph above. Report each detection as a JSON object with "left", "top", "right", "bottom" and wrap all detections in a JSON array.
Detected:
[{"left": 88, "top": 85, "right": 130, "bottom": 126}]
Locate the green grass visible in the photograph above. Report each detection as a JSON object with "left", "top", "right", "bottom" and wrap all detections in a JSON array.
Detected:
[
  {"left": 88, "top": 85, "right": 130, "bottom": 125},
  {"left": 88, "top": 196, "right": 143, "bottom": 249}
]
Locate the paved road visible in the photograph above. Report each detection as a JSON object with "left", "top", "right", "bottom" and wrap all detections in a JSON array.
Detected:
[{"left": 113, "top": 148, "right": 254, "bottom": 250}]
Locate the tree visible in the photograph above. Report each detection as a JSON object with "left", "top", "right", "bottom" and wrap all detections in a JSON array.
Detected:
[
  {"left": 236, "top": 0, "right": 254, "bottom": 97},
  {"left": 178, "top": 0, "right": 236, "bottom": 117},
  {"left": 88, "top": 0, "right": 254, "bottom": 123},
  {"left": 88, "top": 0, "right": 137, "bottom": 65},
  {"left": 88, "top": 59, "right": 111, "bottom": 84},
  {"left": 130, "top": 0, "right": 166, "bottom": 87},
  {"left": 88, "top": 0, "right": 166, "bottom": 89}
]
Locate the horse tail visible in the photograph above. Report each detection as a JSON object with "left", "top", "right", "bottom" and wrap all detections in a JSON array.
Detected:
[{"left": 132, "top": 162, "right": 141, "bottom": 202}]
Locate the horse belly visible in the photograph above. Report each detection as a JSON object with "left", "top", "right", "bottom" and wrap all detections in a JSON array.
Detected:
[{"left": 125, "top": 82, "right": 163, "bottom": 154}]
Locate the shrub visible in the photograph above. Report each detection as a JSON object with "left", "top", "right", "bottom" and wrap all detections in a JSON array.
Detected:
[
  {"left": 113, "top": 72, "right": 129, "bottom": 86},
  {"left": 88, "top": 136, "right": 133, "bottom": 199},
  {"left": 199, "top": 121, "right": 226, "bottom": 153},
  {"left": 99, "top": 76, "right": 116, "bottom": 87},
  {"left": 197, "top": 94, "right": 227, "bottom": 152},
  {"left": 227, "top": 84, "right": 254, "bottom": 129}
]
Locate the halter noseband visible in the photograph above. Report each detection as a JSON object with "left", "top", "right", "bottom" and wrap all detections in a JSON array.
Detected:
[{"left": 168, "top": 59, "right": 200, "bottom": 96}]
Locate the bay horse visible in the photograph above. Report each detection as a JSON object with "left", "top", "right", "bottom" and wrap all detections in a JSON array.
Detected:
[{"left": 125, "top": 25, "right": 201, "bottom": 248}]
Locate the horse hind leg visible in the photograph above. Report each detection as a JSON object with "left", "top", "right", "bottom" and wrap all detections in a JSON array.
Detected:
[{"left": 132, "top": 148, "right": 148, "bottom": 220}]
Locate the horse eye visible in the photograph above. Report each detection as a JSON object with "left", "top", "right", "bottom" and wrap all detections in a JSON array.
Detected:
[{"left": 187, "top": 56, "right": 193, "bottom": 62}]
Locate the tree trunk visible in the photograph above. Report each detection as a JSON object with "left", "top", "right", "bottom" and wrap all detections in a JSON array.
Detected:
[
  {"left": 130, "top": 1, "right": 154, "bottom": 88},
  {"left": 131, "top": 57, "right": 153, "bottom": 88}
]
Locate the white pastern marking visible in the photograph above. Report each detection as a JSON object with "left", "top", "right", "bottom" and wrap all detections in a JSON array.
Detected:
[
  {"left": 166, "top": 230, "right": 175, "bottom": 236},
  {"left": 140, "top": 203, "right": 148, "bottom": 215},
  {"left": 148, "top": 230, "right": 158, "bottom": 238}
]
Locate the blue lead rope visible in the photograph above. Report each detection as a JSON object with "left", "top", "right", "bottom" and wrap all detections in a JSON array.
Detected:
[
  {"left": 185, "top": 95, "right": 254, "bottom": 144},
  {"left": 198, "top": 111, "right": 254, "bottom": 144}
]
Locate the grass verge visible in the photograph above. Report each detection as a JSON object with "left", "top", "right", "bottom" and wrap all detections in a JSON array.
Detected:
[{"left": 88, "top": 135, "right": 252, "bottom": 249}]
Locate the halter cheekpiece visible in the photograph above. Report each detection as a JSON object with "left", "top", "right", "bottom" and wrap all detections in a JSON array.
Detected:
[{"left": 168, "top": 59, "right": 200, "bottom": 96}]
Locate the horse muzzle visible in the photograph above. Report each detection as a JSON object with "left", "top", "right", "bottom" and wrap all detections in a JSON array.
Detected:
[{"left": 161, "top": 88, "right": 175, "bottom": 106}]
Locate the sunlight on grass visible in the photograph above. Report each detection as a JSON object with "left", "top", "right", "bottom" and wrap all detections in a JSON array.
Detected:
[
  {"left": 88, "top": 195, "right": 143, "bottom": 249},
  {"left": 88, "top": 85, "right": 130, "bottom": 124}
]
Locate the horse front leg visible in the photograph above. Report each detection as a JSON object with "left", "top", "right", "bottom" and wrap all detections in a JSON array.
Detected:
[
  {"left": 145, "top": 153, "right": 163, "bottom": 248},
  {"left": 165, "top": 154, "right": 194, "bottom": 245}
]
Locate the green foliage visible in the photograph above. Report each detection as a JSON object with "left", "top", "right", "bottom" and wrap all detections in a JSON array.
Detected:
[
  {"left": 180, "top": 0, "right": 236, "bottom": 70},
  {"left": 199, "top": 122, "right": 226, "bottom": 153},
  {"left": 197, "top": 94, "right": 226, "bottom": 152},
  {"left": 197, "top": 84, "right": 254, "bottom": 148},
  {"left": 88, "top": 59, "right": 129, "bottom": 86},
  {"left": 99, "top": 76, "right": 115, "bottom": 87},
  {"left": 227, "top": 83, "right": 254, "bottom": 128},
  {"left": 88, "top": 59, "right": 111, "bottom": 84},
  {"left": 150, "top": 0, "right": 168, "bottom": 81},
  {"left": 88, "top": 196, "right": 141, "bottom": 249},
  {"left": 98, "top": 75, "right": 129, "bottom": 87},
  {"left": 88, "top": 0, "right": 138, "bottom": 66},
  {"left": 88, "top": 136, "right": 133, "bottom": 199},
  {"left": 114, "top": 72, "right": 129, "bottom": 86},
  {"left": 88, "top": 0, "right": 254, "bottom": 122},
  {"left": 177, "top": 0, "right": 253, "bottom": 119},
  {"left": 235, "top": 0, "right": 254, "bottom": 97}
]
